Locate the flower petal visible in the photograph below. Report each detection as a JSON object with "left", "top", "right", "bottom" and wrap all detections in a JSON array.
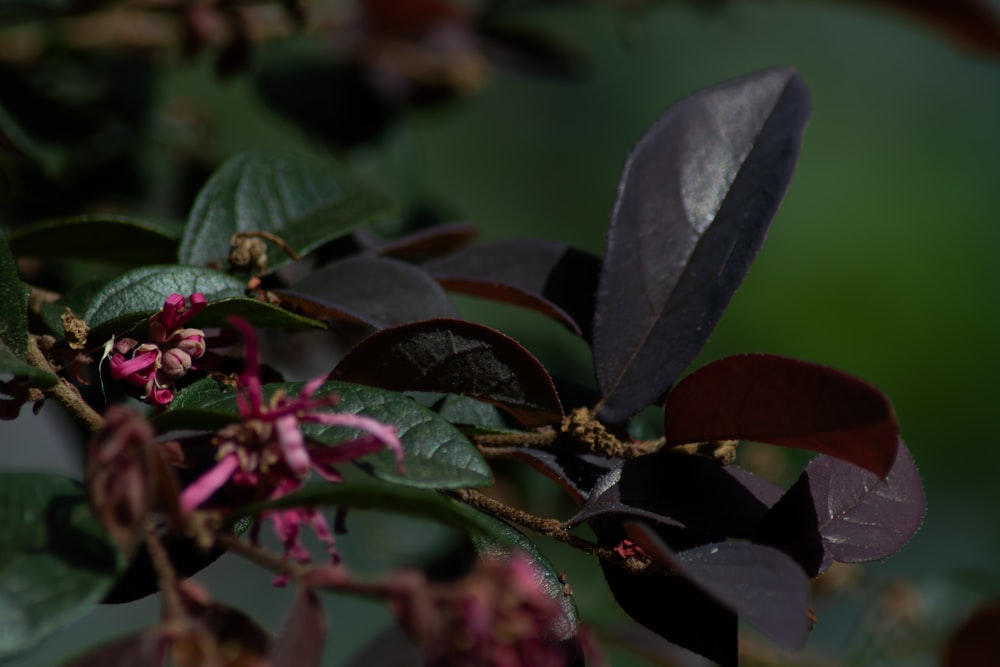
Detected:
[
  {"left": 306, "top": 412, "right": 405, "bottom": 472},
  {"left": 276, "top": 414, "right": 311, "bottom": 476},
  {"left": 179, "top": 453, "right": 240, "bottom": 512}
]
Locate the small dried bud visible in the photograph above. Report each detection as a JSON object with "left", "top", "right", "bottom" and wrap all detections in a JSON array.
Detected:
[{"left": 86, "top": 405, "right": 180, "bottom": 556}]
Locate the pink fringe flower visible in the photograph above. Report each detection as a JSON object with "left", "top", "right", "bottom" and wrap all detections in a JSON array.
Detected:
[
  {"left": 109, "top": 293, "right": 207, "bottom": 407},
  {"left": 179, "top": 316, "right": 404, "bottom": 573}
]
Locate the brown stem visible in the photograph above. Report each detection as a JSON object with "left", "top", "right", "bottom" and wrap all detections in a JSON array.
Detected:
[
  {"left": 26, "top": 335, "right": 105, "bottom": 432},
  {"left": 451, "top": 489, "right": 649, "bottom": 574},
  {"left": 473, "top": 427, "right": 558, "bottom": 449},
  {"left": 215, "top": 532, "right": 305, "bottom": 582},
  {"left": 145, "top": 519, "right": 185, "bottom": 622}
]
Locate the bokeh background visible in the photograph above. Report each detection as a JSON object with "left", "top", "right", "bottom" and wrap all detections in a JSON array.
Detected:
[{"left": 3, "top": 1, "right": 1000, "bottom": 665}]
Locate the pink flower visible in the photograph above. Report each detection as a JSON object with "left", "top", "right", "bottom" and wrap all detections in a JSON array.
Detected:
[
  {"left": 391, "top": 554, "right": 582, "bottom": 667},
  {"left": 180, "top": 316, "right": 405, "bottom": 572},
  {"left": 109, "top": 293, "right": 207, "bottom": 407}
]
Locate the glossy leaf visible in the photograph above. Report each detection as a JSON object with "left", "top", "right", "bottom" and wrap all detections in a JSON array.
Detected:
[
  {"left": 453, "top": 502, "right": 579, "bottom": 641},
  {"left": 0, "top": 473, "right": 122, "bottom": 659},
  {"left": 7, "top": 215, "right": 182, "bottom": 265},
  {"left": 82, "top": 265, "right": 323, "bottom": 335},
  {"left": 569, "top": 451, "right": 772, "bottom": 539},
  {"left": 157, "top": 379, "right": 493, "bottom": 489},
  {"left": 625, "top": 521, "right": 811, "bottom": 653},
  {"left": 756, "top": 440, "right": 925, "bottom": 569},
  {"left": 433, "top": 394, "right": 513, "bottom": 432},
  {"left": 270, "top": 588, "right": 326, "bottom": 667},
  {"left": 425, "top": 239, "right": 601, "bottom": 338},
  {"left": 179, "top": 150, "right": 394, "bottom": 272},
  {"left": 664, "top": 353, "right": 899, "bottom": 477},
  {"left": 509, "top": 449, "right": 621, "bottom": 506},
  {"left": 599, "top": 522, "right": 737, "bottom": 666},
  {"left": 284, "top": 255, "right": 458, "bottom": 329},
  {"left": 592, "top": 67, "right": 811, "bottom": 423},
  {"left": 229, "top": 478, "right": 488, "bottom": 534},
  {"left": 331, "top": 319, "right": 564, "bottom": 427}
]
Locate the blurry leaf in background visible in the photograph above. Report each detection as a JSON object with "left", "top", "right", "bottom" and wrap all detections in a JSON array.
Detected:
[{"left": 0, "top": 473, "right": 122, "bottom": 660}]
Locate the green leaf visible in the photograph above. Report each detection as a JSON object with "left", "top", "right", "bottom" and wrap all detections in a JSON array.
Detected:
[
  {"left": 0, "top": 472, "right": 122, "bottom": 660},
  {"left": 0, "top": 343, "right": 57, "bottom": 388},
  {"left": 0, "top": 237, "right": 29, "bottom": 357},
  {"left": 157, "top": 380, "right": 493, "bottom": 490},
  {"left": 6, "top": 216, "right": 182, "bottom": 265},
  {"left": 454, "top": 502, "right": 580, "bottom": 641},
  {"left": 227, "top": 478, "right": 485, "bottom": 536},
  {"left": 179, "top": 150, "right": 395, "bottom": 272},
  {"left": 81, "top": 265, "right": 324, "bottom": 336}
]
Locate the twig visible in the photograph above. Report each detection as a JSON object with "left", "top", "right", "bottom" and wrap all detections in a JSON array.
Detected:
[{"left": 25, "top": 335, "right": 105, "bottom": 432}]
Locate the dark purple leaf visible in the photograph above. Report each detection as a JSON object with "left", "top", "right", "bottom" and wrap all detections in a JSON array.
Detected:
[
  {"left": 331, "top": 318, "right": 563, "bottom": 427},
  {"left": 506, "top": 449, "right": 621, "bottom": 505},
  {"left": 625, "top": 521, "right": 811, "bottom": 653},
  {"left": 425, "top": 239, "right": 600, "bottom": 339},
  {"left": 376, "top": 222, "right": 479, "bottom": 261},
  {"left": 599, "top": 522, "right": 737, "bottom": 666},
  {"left": 945, "top": 599, "right": 1000, "bottom": 667},
  {"left": 664, "top": 353, "right": 899, "bottom": 477},
  {"left": 569, "top": 451, "right": 771, "bottom": 539},
  {"left": 757, "top": 440, "right": 925, "bottom": 567},
  {"left": 270, "top": 587, "right": 326, "bottom": 667},
  {"left": 592, "top": 67, "right": 810, "bottom": 423},
  {"left": 283, "top": 255, "right": 458, "bottom": 329}
]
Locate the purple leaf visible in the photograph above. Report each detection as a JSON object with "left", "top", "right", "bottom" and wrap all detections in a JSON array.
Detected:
[
  {"left": 569, "top": 451, "right": 772, "bottom": 538},
  {"left": 757, "top": 440, "right": 925, "bottom": 567},
  {"left": 626, "top": 521, "right": 811, "bottom": 653},
  {"left": 600, "top": 522, "right": 737, "bottom": 666},
  {"left": 664, "top": 353, "right": 900, "bottom": 477},
  {"left": 376, "top": 222, "right": 479, "bottom": 261},
  {"left": 270, "top": 587, "right": 327, "bottom": 667},
  {"left": 592, "top": 67, "right": 811, "bottom": 423},
  {"left": 331, "top": 318, "right": 564, "bottom": 427},
  {"left": 506, "top": 449, "right": 621, "bottom": 505},
  {"left": 282, "top": 255, "right": 458, "bottom": 328},
  {"left": 425, "top": 239, "right": 600, "bottom": 339}
]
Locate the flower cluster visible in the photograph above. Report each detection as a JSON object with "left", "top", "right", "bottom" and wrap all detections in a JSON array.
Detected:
[
  {"left": 180, "top": 316, "right": 405, "bottom": 571},
  {"left": 109, "top": 293, "right": 207, "bottom": 407},
  {"left": 391, "top": 554, "right": 581, "bottom": 667}
]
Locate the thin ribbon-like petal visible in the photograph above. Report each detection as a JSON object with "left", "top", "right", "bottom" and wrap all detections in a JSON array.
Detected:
[{"left": 179, "top": 453, "right": 240, "bottom": 512}]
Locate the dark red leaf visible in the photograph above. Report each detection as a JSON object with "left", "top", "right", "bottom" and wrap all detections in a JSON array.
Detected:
[
  {"left": 331, "top": 318, "right": 563, "bottom": 427},
  {"left": 864, "top": 0, "right": 1000, "bottom": 56},
  {"left": 592, "top": 67, "right": 810, "bottom": 423},
  {"left": 757, "top": 441, "right": 925, "bottom": 567},
  {"left": 664, "top": 353, "right": 900, "bottom": 477},
  {"left": 569, "top": 452, "right": 772, "bottom": 539},
  {"left": 625, "top": 521, "right": 811, "bottom": 653},
  {"left": 946, "top": 599, "right": 1000, "bottom": 667},
  {"left": 270, "top": 587, "right": 327, "bottom": 667},
  {"left": 376, "top": 222, "right": 479, "bottom": 261},
  {"left": 599, "top": 522, "right": 737, "bottom": 666},
  {"left": 425, "top": 239, "right": 600, "bottom": 339},
  {"left": 283, "top": 255, "right": 458, "bottom": 328}
]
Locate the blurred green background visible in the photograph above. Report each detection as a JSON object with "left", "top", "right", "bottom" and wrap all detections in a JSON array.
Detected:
[{"left": 5, "top": 1, "right": 1000, "bottom": 665}]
